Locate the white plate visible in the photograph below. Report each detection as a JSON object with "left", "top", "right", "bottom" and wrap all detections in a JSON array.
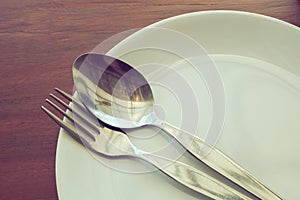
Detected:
[{"left": 56, "top": 10, "right": 300, "bottom": 199}]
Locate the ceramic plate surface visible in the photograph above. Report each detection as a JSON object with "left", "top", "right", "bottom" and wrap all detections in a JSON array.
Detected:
[{"left": 56, "top": 10, "right": 300, "bottom": 199}]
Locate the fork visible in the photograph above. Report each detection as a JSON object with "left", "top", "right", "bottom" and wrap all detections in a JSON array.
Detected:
[{"left": 42, "top": 88, "right": 252, "bottom": 200}]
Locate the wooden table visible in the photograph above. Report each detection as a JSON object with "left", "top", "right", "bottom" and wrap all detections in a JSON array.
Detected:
[{"left": 1, "top": 1, "right": 299, "bottom": 199}]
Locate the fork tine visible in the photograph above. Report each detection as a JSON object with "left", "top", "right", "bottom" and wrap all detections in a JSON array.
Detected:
[
  {"left": 54, "top": 88, "right": 104, "bottom": 127},
  {"left": 41, "top": 105, "right": 88, "bottom": 145},
  {"left": 49, "top": 93, "right": 101, "bottom": 132},
  {"left": 54, "top": 87, "right": 74, "bottom": 101},
  {"left": 45, "top": 98, "right": 96, "bottom": 141},
  {"left": 55, "top": 88, "right": 85, "bottom": 110}
]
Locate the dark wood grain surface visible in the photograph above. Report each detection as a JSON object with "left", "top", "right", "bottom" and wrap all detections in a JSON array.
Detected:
[{"left": 1, "top": 1, "right": 299, "bottom": 199}]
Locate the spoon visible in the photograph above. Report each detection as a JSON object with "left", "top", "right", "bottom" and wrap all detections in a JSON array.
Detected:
[{"left": 72, "top": 53, "right": 282, "bottom": 200}]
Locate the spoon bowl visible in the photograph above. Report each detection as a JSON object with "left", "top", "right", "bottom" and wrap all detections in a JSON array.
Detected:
[{"left": 73, "top": 53, "right": 157, "bottom": 128}]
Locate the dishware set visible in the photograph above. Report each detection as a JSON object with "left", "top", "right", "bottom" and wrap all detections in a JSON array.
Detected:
[
  {"left": 42, "top": 54, "right": 282, "bottom": 199},
  {"left": 42, "top": 11, "right": 300, "bottom": 199}
]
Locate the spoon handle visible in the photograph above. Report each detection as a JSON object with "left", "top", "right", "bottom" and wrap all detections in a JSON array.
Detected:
[
  {"left": 139, "top": 153, "right": 250, "bottom": 200},
  {"left": 161, "top": 122, "right": 283, "bottom": 200}
]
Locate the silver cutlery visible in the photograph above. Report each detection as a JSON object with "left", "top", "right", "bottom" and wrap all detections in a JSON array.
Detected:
[
  {"left": 72, "top": 53, "right": 282, "bottom": 200},
  {"left": 42, "top": 88, "right": 251, "bottom": 200}
]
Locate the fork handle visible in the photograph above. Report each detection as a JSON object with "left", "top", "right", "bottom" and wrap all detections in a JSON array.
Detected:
[
  {"left": 161, "top": 122, "right": 283, "bottom": 200},
  {"left": 139, "top": 153, "right": 250, "bottom": 200}
]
